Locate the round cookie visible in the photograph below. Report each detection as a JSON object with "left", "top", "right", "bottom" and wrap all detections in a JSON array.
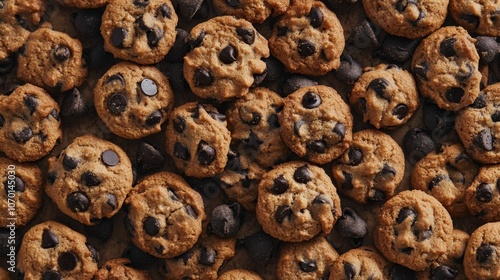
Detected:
[
  {"left": 0, "top": 83, "right": 62, "bottom": 162},
  {"left": 94, "top": 258, "right": 151, "bottom": 280},
  {"left": 159, "top": 233, "right": 236, "bottom": 280},
  {"left": 46, "top": 135, "right": 133, "bottom": 225},
  {"left": 183, "top": 16, "right": 269, "bottom": 101},
  {"left": 125, "top": 171, "right": 206, "bottom": 258},
  {"left": 212, "top": 0, "right": 289, "bottom": 23},
  {"left": 101, "top": 0, "right": 178, "bottom": 65},
  {"left": 17, "top": 221, "right": 99, "bottom": 280},
  {"left": 279, "top": 85, "right": 353, "bottom": 165},
  {"left": 218, "top": 269, "right": 263, "bottom": 280},
  {"left": 277, "top": 236, "right": 339, "bottom": 280},
  {"left": 455, "top": 83, "right": 500, "bottom": 164},
  {"left": 60, "top": 0, "right": 108, "bottom": 8},
  {"left": 17, "top": 27, "right": 88, "bottom": 92},
  {"left": 165, "top": 102, "right": 231, "bottom": 178},
  {"left": 331, "top": 129, "right": 405, "bottom": 204},
  {"left": 94, "top": 61, "right": 175, "bottom": 139},
  {"left": 329, "top": 247, "right": 392, "bottom": 280},
  {"left": 226, "top": 87, "right": 290, "bottom": 168},
  {"left": 362, "top": 0, "right": 449, "bottom": 39},
  {"left": 256, "top": 161, "right": 342, "bottom": 242},
  {"left": 411, "top": 26, "right": 481, "bottom": 111},
  {"left": 412, "top": 142, "right": 480, "bottom": 217},
  {"left": 0, "top": 157, "right": 42, "bottom": 228},
  {"left": 269, "top": 0, "right": 344, "bottom": 76},
  {"left": 449, "top": 0, "right": 500, "bottom": 36},
  {"left": 465, "top": 164, "right": 500, "bottom": 221},
  {"left": 464, "top": 222, "right": 500, "bottom": 279},
  {"left": 349, "top": 64, "right": 420, "bottom": 129},
  {"left": 374, "top": 190, "right": 454, "bottom": 271}
]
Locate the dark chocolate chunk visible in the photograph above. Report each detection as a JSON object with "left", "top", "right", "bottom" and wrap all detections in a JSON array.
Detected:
[
  {"left": 23, "top": 95, "right": 38, "bottom": 115},
  {"left": 400, "top": 247, "right": 414, "bottom": 254},
  {"left": 347, "top": 148, "right": 363, "bottom": 166},
  {"left": 239, "top": 109, "right": 261, "bottom": 125},
  {"left": 81, "top": 171, "right": 101, "bottom": 187},
  {"left": 173, "top": 0, "right": 203, "bottom": 20},
  {"left": 299, "top": 260, "right": 317, "bottom": 272},
  {"left": 174, "top": 142, "right": 190, "bottom": 160},
  {"left": 208, "top": 111, "right": 226, "bottom": 122},
  {"left": 302, "top": 91, "right": 322, "bottom": 108},
  {"left": 106, "top": 193, "right": 117, "bottom": 210},
  {"left": 143, "top": 216, "right": 160, "bottom": 236},
  {"left": 298, "top": 39, "right": 316, "bottom": 57},
  {"left": 333, "top": 123, "right": 346, "bottom": 140},
  {"left": 174, "top": 116, "right": 186, "bottom": 133},
  {"left": 43, "top": 271, "right": 61, "bottom": 280},
  {"left": 110, "top": 27, "right": 127, "bottom": 48},
  {"left": 83, "top": 37, "right": 114, "bottom": 69},
  {"left": 392, "top": 104, "right": 409, "bottom": 119},
  {"left": 342, "top": 171, "right": 353, "bottom": 190},
  {"left": 477, "top": 244, "right": 494, "bottom": 263},
  {"left": 158, "top": 3, "right": 172, "bottom": 19},
  {"left": 226, "top": 0, "right": 240, "bottom": 7},
  {"left": 440, "top": 38, "right": 457, "bottom": 57},
  {"left": 194, "top": 68, "right": 213, "bottom": 86},
  {"left": 145, "top": 110, "right": 163, "bottom": 126},
  {"left": 146, "top": 26, "right": 163, "bottom": 47},
  {"left": 403, "top": 128, "right": 435, "bottom": 164},
  {"left": 395, "top": 0, "right": 417, "bottom": 12},
  {"left": 474, "top": 129, "right": 493, "bottom": 151},
  {"left": 84, "top": 218, "right": 113, "bottom": 242},
  {"left": 431, "top": 265, "right": 458, "bottom": 280},
  {"left": 185, "top": 205, "right": 198, "bottom": 218},
  {"left": 13, "top": 127, "right": 33, "bottom": 143},
  {"left": 133, "top": 0, "right": 150, "bottom": 6},
  {"left": 294, "top": 165, "right": 311, "bottom": 183},
  {"left": 236, "top": 27, "right": 255, "bottom": 45},
  {"left": 375, "top": 34, "right": 420, "bottom": 63},
  {"left": 107, "top": 93, "right": 127, "bottom": 114},
  {"left": 263, "top": 56, "right": 284, "bottom": 83},
  {"left": 175, "top": 251, "right": 192, "bottom": 265},
  {"left": 309, "top": 7, "right": 324, "bottom": 28},
  {"left": 368, "top": 78, "right": 389, "bottom": 99},
  {"left": 67, "top": 191, "right": 90, "bottom": 212},
  {"left": 334, "top": 54, "right": 363, "bottom": 84},
  {"left": 41, "top": 229, "right": 59, "bottom": 248},
  {"left": 476, "top": 183, "right": 493, "bottom": 202},
  {"left": 334, "top": 207, "right": 368, "bottom": 239},
  {"left": 165, "top": 28, "right": 189, "bottom": 63},
  {"left": 0, "top": 56, "right": 16, "bottom": 74},
  {"left": 427, "top": 174, "right": 446, "bottom": 190},
  {"left": 53, "top": 45, "right": 71, "bottom": 61},
  {"left": 349, "top": 19, "right": 379, "bottom": 48},
  {"left": 3, "top": 176, "right": 25, "bottom": 193},
  {"left": 199, "top": 247, "right": 216, "bottom": 266},
  {"left": 187, "top": 31, "right": 205, "bottom": 49},
  {"left": 47, "top": 172, "right": 57, "bottom": 185},
  {"left": 344, "top": 262, "right": 356, "bottom": 279},
  {"left": 460, "top": 14, "right": 480, "bottom": 29},
  {"left": 219, "top": 45, "right": 238, "bottom": 64},
  {"left": 61, "top": 88, "right": 87, "bottom": 118},
  {"left": 210, "top": 203, "right": 241, "bottom": 238},
  {"left": 102, "top": 150, "right": 119, "bottom": 166},
  {"left": 252, "top": 69, "right": 267, "bottom": 87},
  {"left": 492, "top": 111, "right": 500, "bottom": 122},
  {"left": 270, "top": 175, "right": 289, "bottom": 194},
  {"left": 413, "top": 61, "right": 429, "bottom": 80},
  {"left": 74, "top": 8, "right": 103, "bottom": 38},
  {"left": 240, "top": 230, "right": 275, "bottom": 266},
  {"left": 277, "top": 26, "right": 288, "bottom": 36},
  {"left": 396, "top": 207, "right": 416, "bottom": 224},
  {"left": 197, "top": 141, "right": 216, "bottom": 165},
  {"left": 275, "top": 205, "right": 293, "bottom": 223},
  {"left": 86, "top": 243, "right": 99, "bottom": 262},
  {"left": 313, "top": 194, "right": 331, "bottom": 204},
  {"left": 475, "top": 36, "right": 499, "bottom": 63},
  {"left": 294, "top": 120, "right": 306, "bottom": 136},
  {"left": 281, "top": 75, "right": 317, "bottom": 96},
  {"left": 137, "top": 142, "right": 165, "bottom": 173},
  {"left": 390, "top": 264, "right": 415, "bottom": 280},
  {"left": 307, "top": 140, "right": 327, "bottom": 153},
  {"left": 445, "top": 87, "right": 464, "bottom": 103},
  {"left": 121, "top": 243, "right": 157, "bottom": 269},
  {"left": 0, "top": 115, "right": 4, "bottom": 128},
  {"left": 62, "top": 154, "right": 78, "bottom": 171},
  {"left": 471, "top": 93, "right": 487, "bottom": 108},
  {"left": 140, "top": 78, "right": 157, "bottom": 96},
  {"left": 367, "top": 189, "right": 386, "bottom": 202},
  {"left": 58, "top": 252, "right": 77, "bottom": 271}
]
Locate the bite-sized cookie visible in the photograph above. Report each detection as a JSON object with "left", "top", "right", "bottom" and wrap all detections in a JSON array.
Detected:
[
  {"left": 17, "top": 221, "right": 99, "bottom": 280},
  {"left": 349, "top": 64, "right": 420, "bottom": 129},
  {"left": 46, "top": 135, "right": 133, "bottom": 225},
  {"left": 0, "top": 83, "right": 62, "bottom": 162},
  {"left": 331, "top": 129, "right": 405, "bottom": 204},
  {"left": 465, "top": 164, "right": 500, "bottom": 221},
  {"left": 269, "top": 0, "right": 344, "bottom": 76},
  {"left": 218, "top": 269, "right": 263, "bottom": 280},
  {"left": 374, "top": 190, "right": 454, "bottom": 271},
  {"left": 226, "top": 87, "right": 290, "bottom": 168},
  {"left": 412, "top": 143, "right": 479, "bottom": 217},
  {"left": 416, "top": 229, "right": 469, "bottom": 280},
  {"left": 0, "top": 157, "right": 42, "bottom": 227},
  {"left": 411, "top": 26, "right": 481, "bottom": 111},
  {"left": 277, "top": 236, "right": 339, "bottom": 280},
  {"left": 125, "top": 171, "right": 206, "bottom": 258},
  {"left": 60, "top": 0, "right": 108, "bottom": 8},
  {"left": 212, "top": 0, "right": 289, "bottom": 23},
  {"left": 362, "top": 0, "right": 449, "bottom": 39},
  {"left": 94, "top": 258, "right": 151, "bottom": 280},
  {"left": 165, "top": 102, "right": 231, "bottom": 178},
  {"left": 17, "top": 27, "right": 88, "bottom": 92},
  {"left": 159, "top": 233, "right": 236, "bottom": 280},
  {"left": 101, "top": 0, "right": 178, "bottom": 65},
  {"left": 279, "top": 85, "right": 353, "bottom": 165},
  {"left": 183, "top": 16, "right": 269, "bottom": 101},
  {"left": 464, "top": 222, "right": 500, "bottom": 279},
  {"left": 329, "top": 247, "right": 392, "bottom": 280},
  {"left": 455, "top": 83, "right": 500, "bottom": 164},
  {"left": 449, "top": 0, "right": 500, "bottom": 36},
  {"left": 256, "top": 161, "right": 342, "bottom": 242},
  {"left": 94, "top": 61, "right": 175, "bottom": 139}
]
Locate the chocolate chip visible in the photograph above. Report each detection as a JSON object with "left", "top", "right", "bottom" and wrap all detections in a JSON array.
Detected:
[
  {"left": 239, "top": 109, "right": 261, "bottom": 125},
  {"left": 173, "top": 0, "right": 203, "bottom": 20},
  {"left": 302, "top": 91, "right": 322, "bottom": 108},
  {"left": 121, "top": 243, "right": 157, "bottom": 269},
  {"left": 277, "top": 26, "right": 288, "bottom": 36},
  {"left": 281, "top": 75, "right": 317, "bottom": 96},
  {"left": 208, "top": 111, "right": 226, "bottom": 122},
  {"left": 13, "top": 127, "right": 33, "bottom": 143},
  {"left": 475, "top": 36, "right": 500, "bottom": 63},
  {"left": 298, "top": 39, "right": 316, "bottom": 57},
  {"left": 81, "top": 171, "right": 101, "bottom": 187},
  {"left": 422, "top": 99, "right": 455, "bottom": 136},
  {"left": 309, "top": 7, "right": 324, "bottom": 28},
  {"left": 101, "top": 150, "right": 119, "bottom": 167},
  {"left": 175, "top": 251, "right": 192, "bottom": 265},
  {"left": 401, "top": 247, "right": 414, "bottom": 254},
  {"left": 199, "top": 247, "right": 216, "bottom": 265},
  {"left": 334, "top": 207, "right": 368, "bottom": 239},
  {"left": 294, "top": 165, "right": 311, "bottom": 183},
  {"left": 471, "top": 93, "right": 487, "bottom": 109},
  {"left": 396, "top": 207, "right": 416, "bottom": 224},
  {"left": 52, "top": 45, "right": 71, "bottom": 62},
  {"left": 367, "top": 189, "right": 386, "bottom": 202},
  {"left": 299, "top": 260, "right": 317, "bottom": 272},
  {"left": 263, "top": 56, "right": 283, "bottom": 83},
  {"left": 445, "top": 87, "right": 464, "bottom": 103},
  {"left": 185, "top": 205, "right": 198, "bottom": 218},
  {"left": 403, "top": 128, "right": 435, "bottom": 164},
  {"left": 241, "top": 230, "right": 275, "bottom": 266},
  {"left": 226, "top": 0, "right": 240, "bottom": 7},
  {"left": 347, "top": 148, "right": 363, "bottom": 165},
  {"left": 440, "top": 38, "right": 457, "bottom": 57},
  {"left": 85, "top": 218, "right": 113, "bottom": 242},
  {"left": 165, "top": 29, "right": 189, "bottom": 63},
  {"left": 187, "top": 31, "right": 205, "bottom": 49},
  {"left": 0, "top": 56, "right": 16, "bottom": 74},
  {"left": 62, "top": 154, "right": 78, "bottom": 171},
  {"left": 139, "top": 78, "right": 157, "bottom": 96},
  {"left": 349, "top": 19, "right": 379, "bottom": 48},
  {"left": 491, "top": 111, "right": 500, "bottom": 122},
  {"left": 334, "top": 54, "right": 362, "bottom": 84},
  {"left": 375, "top": 35, "right": 420, "bottom": 63},
  {"left": 83, "top": 37, "right": 114, "bottom": 69},
  {"left": 197, "top": 141, "right": 216, "bottom": 165},
  {"left": 476, "top": 183, "right": 493, "bottom": 202},
  {"left": 313, "top": 194, "right": 331, "bottom": 205},
  {"left": 137, "top": 142, "right": 165, "bottom": 173},
  {"left": 194, "top": 68, "right": 213, "bottom": 86},
  {"left": 427, "top": 174, "right": 446, "bottom": 190},
  {"left": 344, "top": 262, "right": 356, "bottom": 279},
  {"left": 474, "top": 129, "right": 493, "bottom": 151},
  {"left": 47, "top": 172, "right": 57, "bottom": 185},
  {"left": 110, "top": 28, "right": 127, "bottom": 48},
  {"left": 107, "top": 93, "right": 128, "bottom": 114},
  {"left": 219, "top": 45, "right": 238, "bottom": 64},
  {"left": 477, "top": 244, "right": 494, "bottom": 263},
  {"left": 145, "top": 110, "right": 163, "bottom": 126},
  {"left": 105, "top": 193, "right": 117, "bottom": 210},
  {"left": 395, "top": 0, "right": 416, "bottom": 12},
  {"left": 210, "top": 203, "right": 241, "bottom": 238},
  {"left": 41, "top": 229, "right": 59, "bottom": 248},
  {"left": 23, "top": 95, "right": 38, "bottom": 115},
  {"left": 270, "top": 175, "right": 289, "bottom": 194},
  {"left": 3, "top": 176, "right": 25, "bottom": 193},
  {"left": 236, "top": 27, "right": 255, "bottom": 45},
  {"left": 353, "top": 98, "right": 367, "bottom": 117},
  {"left": 332, "top": 123, "right": 346, "bottom": 141},
  {"left": 307, "top": 140, "right": 327, "bottom": 153},
  {"left": 61, "top": 88, "right": 87, "bottom": 118},
  {"left": 368, "top": 78, "right": 389, "bottom": 99},
  {"left": 174, "top": 116, "right": 186, "bottom": 133},
  {"left": 294, "top": 120, "right": 306, "bottom": 136},
  {"left": 460, "top": 14, "right": 480, "bottom": 29},
  {"left": 85, "top": 243, "right": 99, "bottom": 263},
  {"left": 0, "top": 115, "right": 4, "bottom": 128},
  {"left": 267, "top": 113, "right": 280, "bottom": 128},
  {"left": 174, "top": 142, "right": 190, "bottom": 160},
  {"left": 411, "top": 10, "right": 425, "bottom": 26},
  {"left": 143, "top": 216, "right": 160, "bottom": 236},
  {"left": 58, "top": 252, "right": 77, "bottom": 271},
  {"left": 342, "top": 171, "right": 353, "bottom": 190},
  {"left": 431, "top": 265, "right": 457, "bottom": 279},
  {"left": 43, "top": 271, "right": 61, "bottom": 280},
  {"left": 392, "top": 104, "right": 408, "bottom": 119},
  {"left": 74, "top": 8, "right": 103, "bottom": 38},
  {"left": 133, "top": 0, "right": 149, "bottom": 6},
  {"left": 275, "top": 205, "right": 293, "bottom": 223},
  {"left": 146, "top": 26, "right": 163, "bottom": 47},
  {"left": 413, "top": 61, "right": 429, "bottom": 80},
  {"left": 391, "top": 264, "right": 415, "bottom": 280}
]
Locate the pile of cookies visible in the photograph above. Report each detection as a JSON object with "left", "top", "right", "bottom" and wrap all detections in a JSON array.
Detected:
[{"left": 1, "top": 0, "right": 500, "bottom": 279}]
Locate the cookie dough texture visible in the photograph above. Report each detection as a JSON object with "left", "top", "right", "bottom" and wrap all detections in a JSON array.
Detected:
[
  {"left": 411, "top": 26, "right": 481, "bottom": 111},
  {"left": 0, "top": 83, "right": 62, "bottom": 162},
  {"left": 464, "top": 222, "right": 500, "bottom": 279},
  {"left": 17, "top": 27, "right": 88, "bottom": 92},
  {"left": 18, "top": 221, "right": 98, "bottom": 280},
  {"left": 374, "top": 190, "right": 454, "bottom": 271},
  {"left": 94, "top": 258, "right": 151, "bottom": 280},
  {"left": 269, "top": 0, "right": 344, "bottom": 76},
  {"left": 329, "top": 247, "right": 392, "bottom": 280},
  {"left": 218, "top": 269, "right": 263, "bottom": 280},
  {"left": 94, "top": 61, "right": 175, "bottom": 139},
  {"left": 125, "top": 172, "right": 206, "bottom": 258},
  {"left": 101, "top": 0, "right": 178, "bottom": 64},
  {"left": 362, "top": 0, "right": 449, "bottom": 39},
  {"left": 46, "top": 135, "right": 133, "bottom": 225},
  {"left": 465, "top": 164, "right": 500, "bottom": 221},
  {"left": 449, "top": 0, "right": 500, "bottom": 36},
  {"left": 59, "top": 0, "right": 108, "bottom": 8},
  {"left": 213, "top": 0, "right": 289, "bottom": 23},
  {"left": 184, "top": 16, "right": 269, "bottom": 101}
]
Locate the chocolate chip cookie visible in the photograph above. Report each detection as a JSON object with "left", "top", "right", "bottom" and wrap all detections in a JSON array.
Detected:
[
  {"left": 464, "top": 222, "right": 500, "bottom": 279},
  {"left": 349, "top": 64, "right": 420, "bottom": 129},
  {"left": 94, "top": 61, "right": 175, "bottom": 139},
  {"left": 411, "top": 26, "right": 481, "bottom": 111},
  {"left": 279, "top": 85, "right": 353, "bottom": 165},
  {"left": 218, "top": 269, "right": 263, "bottom": 280},
  {"left": 331, "top": 129, "right": 405, "bottom": 204},
  {"left": 329, "top": 246, "right": 392, "bottom": 280},
  {"left": 256, "top": 161, "right": 342, "bottom": 242},
  {"left": 17, "top": 221, "right": 99, "bottom": 280},
  {"left": 101, "top": 0, "right": 178, "bottom": 65},
  {"left": 125, "top": 171, "right": 206, "bottom": 258},
  {"left": 165, "top": 102, "right": 231, "bottom": 178},
  {"left": 183, "top": 15, "right": 269, "bottom": 101},
  {"left": 94, "top": 258, "right": 151, "bottom": 280},
  {"left": 465, "top": 164, "right": 500, "bottom": 221},
  {"left": 455, "top": 83, "right": 500, "bottom": 164},
  {"left": 374, "top": 190, "right": 454, "bottom": 271},
  {"left": 449, "top": 0, "right": 500, "bottom": 36},
  {"left": 269, "top": 0, "right": 344, "bottom": 76},
  {"left": 0, "top": 83, "right": 62, "bottom": 162},
  {"left": 212, "top": 0, "right": 289, "bottom": 23},
  {"left": 412, "top": 143, "right": 479, "bottom": 217},
  {"left": 46, "top": 134, "right": 133, "bottom": 225}
]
